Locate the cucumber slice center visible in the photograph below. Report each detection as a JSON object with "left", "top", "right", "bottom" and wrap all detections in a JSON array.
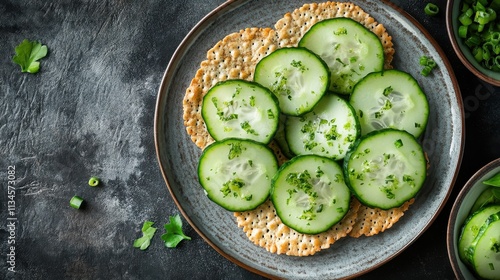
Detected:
[
  {"left": 272, "top": 64, "right": 307, "bottom": 101},
  {"left": 369, "top": 91, "right": 414, "bottom": 130}
]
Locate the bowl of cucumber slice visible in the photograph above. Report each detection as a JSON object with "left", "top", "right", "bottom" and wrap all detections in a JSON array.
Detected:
[{"left": 447, "top": 158, "right": 500, "bottom": 280}]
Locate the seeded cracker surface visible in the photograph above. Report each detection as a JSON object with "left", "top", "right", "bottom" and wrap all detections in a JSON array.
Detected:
[{"left": 182, "top": 2, "right": 412, "bottom": 256}]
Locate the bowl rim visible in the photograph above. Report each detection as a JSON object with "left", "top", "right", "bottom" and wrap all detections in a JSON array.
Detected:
[
  {"left": 447, "top": 157, "right": 500, "bottom": 279},
  {"left": 446, "top": 0, "right": 500, "bottom": 86}
]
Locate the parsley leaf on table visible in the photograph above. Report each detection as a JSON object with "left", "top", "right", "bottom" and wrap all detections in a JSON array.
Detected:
[
  {"left": 161, "top": 214, "right": 191, "bottom": 248},
  {"left": 12, "top": 39, "right": 48, "bottom": 74},
  {"left": 133, "top": 220, "right": 157, "bottom": 250}
]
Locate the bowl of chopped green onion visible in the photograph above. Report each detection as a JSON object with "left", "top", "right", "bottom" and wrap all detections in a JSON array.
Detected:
[{"left": 447, "top": 0, "right": 500, "bottom": 86}]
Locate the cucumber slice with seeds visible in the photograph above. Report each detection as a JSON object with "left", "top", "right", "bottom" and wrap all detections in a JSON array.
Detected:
[
  {"left": 468, "top": 211, "right": 500, "bottom": 280},
  {"left": 254, "top": 47, "right": 330, "bottom": 116},
  {"left": 271, "top": 155, "right": 351, "bottom": 234},
  {"left": 285, "top": 93, "right": 360, "bottom": 160},
  {"left": 299, "top": 17, "right": 384, "bottom": 94},
  {"left": 458, "top": 205, "right": 500, "bottom": 266},
  {"left": 344, "top": 128, "right": 427, "bottom": 209},
  {"left": 202, "top": 79, "right": 280, "bottom": 144},
  {"left": 349, "top": 69, "right": 429, "bottom": 137},
  {"left": 198, "top": 138, "right": 278, "bottom": 211}
]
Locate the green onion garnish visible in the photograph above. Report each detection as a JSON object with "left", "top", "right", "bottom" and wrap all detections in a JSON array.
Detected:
[
  {"left": 419, "top": 55, "right": 438, "bottom": 76},
  {"left": 421, "top": 66, "right": 432, "bottom": 76},
  {"left": 459, "top": 25, "right": 468, "bottom": 38},
  {"left": 425, "top": 3, "right": 439, "bottom": 16},
  {"left": 70, "top": 195, "right": 84, "bottom": 209},
  {"left": 88, "top": 176, "right": 100, "bottom": 187}
]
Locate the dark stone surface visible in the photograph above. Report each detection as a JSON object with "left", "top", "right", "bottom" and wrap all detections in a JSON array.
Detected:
[{"left": 0, "top": 0, "right": 499, "bottom": 279}]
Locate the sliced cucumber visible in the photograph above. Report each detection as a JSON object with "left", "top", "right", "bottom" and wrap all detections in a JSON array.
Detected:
[
  {"left": 254, "top": 47, "right": 330, "bottom": 116},
  {"left": 271, "top": 155, "right": 351, "bottom": 234},
  {"left": 459, "top": 205, "right": 500, "bottom": 266},
  {"left": 274, "top": 113, "right": 295, "bottom": 159},
  {"left": 285, "top": 93, "right": 360, "bottom": 160},
  {"left": 469, "top": 211, "right": 500, "bottom": 280},
  {"left": 202, "top": 79, "right": 280, "bottom": 144},
  {"left": 344, "top": 128, "right": 427, "bottom": 210},
  {"left": 349, "top": 69, "right": 429, "bottom": 138},
  {"left": 298, "top": 17, "right": 384, "bottom": 95},
  {"left": 198, "top": 138, "right": 278, "bottom": 211}
]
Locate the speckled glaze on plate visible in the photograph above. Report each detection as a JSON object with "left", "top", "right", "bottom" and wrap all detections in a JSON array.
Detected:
[
  {"left": 154, "top": 1, "right": 465, "bottom": 279},
  {"left": 447, "top": 158, "right": 500, "bottom": 280}
]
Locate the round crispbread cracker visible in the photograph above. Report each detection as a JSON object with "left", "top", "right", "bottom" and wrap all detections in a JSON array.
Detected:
[
  {"left": 274, "top": 1, "right": 394, "bottom": 69},
  {"left": 183, "top": 27, "right": 279, "bottom": 149},
  {"left": 234, "top": 198, "right": 361, "bottom": 256},
  {"left": 348, "top": 198, "right": 415, "bottom": 238}
]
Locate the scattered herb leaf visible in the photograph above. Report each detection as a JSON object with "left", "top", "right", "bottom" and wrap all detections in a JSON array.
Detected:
[
  {"left": 12, "top": 39, "right": 48, "bottom": 74},
  {"left": 133, "top": 220, "right": 157, "bottom": 250},
  {"left": 161, "top": 214, "right": 191, "bottom": 248}
]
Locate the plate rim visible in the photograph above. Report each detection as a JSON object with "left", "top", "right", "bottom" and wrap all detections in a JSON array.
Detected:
[{"left": 154, "top": 0, "right": 465, "bottom": 278}]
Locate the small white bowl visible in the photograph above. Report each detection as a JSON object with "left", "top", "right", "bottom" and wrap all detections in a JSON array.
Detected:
[{"left": 447, "top": 158, "right": 500, "bottom": 279}]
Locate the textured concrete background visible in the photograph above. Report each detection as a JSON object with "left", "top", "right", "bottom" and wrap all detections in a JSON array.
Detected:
[{"left": 1, "top": 0, "right": 499, "bottom": 279}]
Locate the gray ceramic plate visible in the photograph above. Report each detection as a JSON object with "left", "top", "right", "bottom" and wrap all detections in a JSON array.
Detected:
[{"left": 154, "top": 1, "right": 465, "bottom": 278}]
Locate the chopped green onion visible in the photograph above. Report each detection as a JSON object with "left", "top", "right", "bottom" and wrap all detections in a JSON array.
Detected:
[
  {"left": 88, "top": 176, "right": 100, "bottom": 187},
  {"left": 459, "top": 12, "right": 474, "bottom": 25},
  {"left": 459, "top": 25, "right": 468, "bottom": 38},
  {"left": 478, "top": 23, "right": 486, "bottom": 32},
  {"left": 473, "top": 46, "right": 484, "bottom": 62},
  {"left": 419, "top": 55, "right": 437, "bottom": 76},
  {"left": 487, "top": 8, "right": 497, "bottom": 21},
  {"left": 70, "top": 195, "right": 84, "bottom": 209},
  {"left": 465, "top": 7, "right": 474, "bottom": 17},
  {"left": 465, "top": 34, "right": 482, "bottom": 47},
  {"left": 494, "top": 55, "right": 500, "bottom": 69},
  {"left": 490, "top": 32, "right": 500, "bottom": 43},
  {"left": 485, "top": 57, "right": 495, "bottom": 69},
  {"left": 425, "top": 3, "right": 439, "bottom": 16},
  {"left": 421, "top": 66, "right": 432, "bottom": 77},
  {"left": 419, "top": 56, "right": 429, "bottom": 66},
  {"left": 483, "top": 47, "right": 492, "bottom": 60},
  {"left": 474, "top": 1, "right": 486, "bottom": 12},
  {"left": 475, "top": 11, "right": 492, "bottom": 25}
]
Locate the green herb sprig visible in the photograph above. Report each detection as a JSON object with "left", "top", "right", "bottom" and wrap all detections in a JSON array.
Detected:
[
  {"left": 133, "top": 221, "right": 157, "bottom": 250},
  {"left": 12, "top": 39, "right": 48, "bottom": 74},
  {"left": 161, "top": 214, "right": 191, "bottom": 248}
]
